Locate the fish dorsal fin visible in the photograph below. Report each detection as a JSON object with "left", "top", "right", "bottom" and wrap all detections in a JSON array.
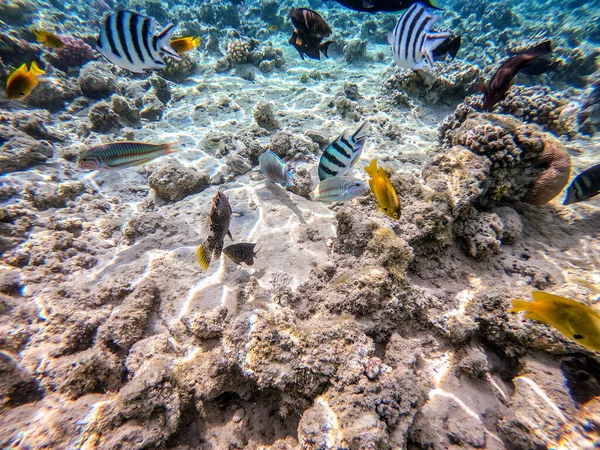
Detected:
[
  {"left": 365, "top": 159, "right": 377, "bottom": 178},
  {"left": 531, "top": 291, "right": 583, "bottom": 308}
]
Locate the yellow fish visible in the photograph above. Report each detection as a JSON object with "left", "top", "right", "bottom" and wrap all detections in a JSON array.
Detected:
[
  {"left": 364, "top": 159, "right": 401, "bottom": 220},
  {"left": 510, "top": 291, "right": 600, "bottom": 353},
  {"left": 32, "top": 29, "right": 65, "bottom": 49},
  {"left": 5, "top": 62, "right": 45, "bottom": 100},
  {"left": 169, "top": 36, "right": 201, "bottom": 55},
  {"left": 268, "top": 25, "right": 278, "bottom": 32}
]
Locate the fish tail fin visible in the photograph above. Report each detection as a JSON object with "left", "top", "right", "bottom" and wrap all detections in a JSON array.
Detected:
[
  {"left": 197, "top": 241, "right": 211, "bottom": 271},
  {"left": 448, "top": 36, "right": 461, "bottom": 59},
  {"left": 321, "top": 41, "right": 333, "bottom": 58},
  {"left": 157, "top": 23, "right": 182, "bottom": 60},
  {"left": 353, "top": 121, "right": 370, "bottom": 143},
  {"left": 533, "top": 40, "right": 553, "bottom": 56},
  {"left": 30, "top": 61, "right": 45, "bottom": 75},
  {"left": 509, "top": 299, "right": 531, "bottom": 313},
  {"left": 364, "top": 159, "right": 377, "bottom": 178},
  {"left": 32, "top": 29, "right": 43, "bottom": 41},
  {"left": 192, "top": 36, "right": 201, "bottom": 47},
  {"left": 427, "top": 0, "right": 442, "bottom": 9},
  {"left": 160, "top": 142, "right": 181, "bottom": 155}
]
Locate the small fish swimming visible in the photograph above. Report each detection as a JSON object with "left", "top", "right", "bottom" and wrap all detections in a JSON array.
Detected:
[
  {"left": 169, "top": 36, "right": 201, "bottom": 55},
  {"left": 223, "top": 243, "right": 259, "bottom": 266},
  {"left": 5, "top": 62, "right": 45, "bottom": 100},
  {"left": 564, "top": 163, "right": 600, "bottom": 205},
  {"left": 481, "top": 40, "right": 552, "bottom": 111},
  {"left": 97, "top": 10, "right": 181, "bottom": 73},
  {"left": 258, "top": 150, "right": 294, "bottom": 188},
  {"left": 197, "top": 192, "right": 233, "bottom": 271},
  {"left": 288, "top": 8, "right": 333, "bottom": 61},
  {"left": 364, "top": 159, "right": 401, "bottom": 220},
  {"left": 510, "top": 291, "right": 600, "bottom": 353},
  {"left": 32, "top": 29, "right": 65, "bottom": 49},
  {"left": 432, "top": 35, "right": 461, "bottom": 61},
  {"left": 77, "top": 141, "right": 179, "bottom": 170},
  {"left": 388, "top": 3, "right": 452, "bottom": 71},
  {"left": 327, "top": 0, "right": 439, "bottom": 13},
  {"left": 318, "top": 122, "right": 369, "bottom": 182},
  {"left": 310, "top": 176, "right": 369, "bottom": 203}
]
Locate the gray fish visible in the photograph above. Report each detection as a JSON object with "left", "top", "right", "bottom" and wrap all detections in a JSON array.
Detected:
[
  {"left": 259, "top": 150, "right": 294, "bottom": 187},
  {"left": 388, "top": 3, "right": 451, "bottom": 71},
  {"left": 197, "top": 191, "right": 233, "bottom": 270},
  {"left": 318, "top": 122, "right": 369, "bottom": 181},
  {"left": 223, "top": 243, "right": 259, "bottom": 266},
  {"left": 564, "top": 163, "right": 600, "bottom": 205},
  {"left": 97, "top": 10, "right": 181, "bottom": 73},
  {"left": 310, "top": 176, "right": 369, "bottom": 203}
]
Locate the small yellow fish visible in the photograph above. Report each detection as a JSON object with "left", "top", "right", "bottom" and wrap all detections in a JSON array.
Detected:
[
  {"left": 268, "top": 25, "right": 278, "bottom": 32},
  {"left": 510, "top": 291, "right": 600, "bottom": 353},
  {"left": 32, "top": 29, "right": 65, "bottom": 49},
  {"left": 5, "top": 62, "right": 45, "bottom": 100},
  {"left": 169, "top": 36, "right": 201, "bottom": 55},
  {"left": 364, "top": 159, "right": 401, "bottom": 220}
]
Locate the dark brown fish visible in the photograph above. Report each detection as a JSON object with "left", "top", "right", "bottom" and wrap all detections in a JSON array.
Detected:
[
  {"left": 288, "top": 8, "right": 333, "bottom": 61},
  {"left": 223, "top": 243, "right": 259, "bottom": 266},
  {"left": 197, "top": 191, "right": 233, "bottom": 270},
  {"left": 481, "top": 40, "right": 552, "bottom": 111}
]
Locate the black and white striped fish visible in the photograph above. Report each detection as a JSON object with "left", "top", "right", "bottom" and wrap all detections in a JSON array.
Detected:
[
  {"left": 564, "top": 163, "right": 600, "bottom": 205},
  {"left": 97, "top": 10, "right": 181, "bottom": 73},
  {"left": 387, "top": 2, "right": 451, "bottom": 71},
  {"left": 318, "top": 121, "right": 369, "bottom": 181}
]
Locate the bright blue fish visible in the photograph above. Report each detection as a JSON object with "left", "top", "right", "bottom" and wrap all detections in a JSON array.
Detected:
[
  {"left": 310, "top": 176, "right": 369, "bottom": 203},
  {"left": 258, "top": 150, "right": 294, "bottom": 187}
]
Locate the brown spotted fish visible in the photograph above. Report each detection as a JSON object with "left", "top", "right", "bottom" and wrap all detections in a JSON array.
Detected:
[
  {"left": 223, "top": 243, "right": 259, "bottom": 266},
  {"left": 481, "top": 40, "right": 552, "bottom": 111},
  {"left": 197, "top": 191, "right": 233, "bottom": 270}
]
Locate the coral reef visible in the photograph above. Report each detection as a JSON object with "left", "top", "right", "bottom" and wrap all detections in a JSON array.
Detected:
[
  {"left": 78, "top": 62, "right": 118, "bottom": 99},
  {"left": 0, "top": 124, "right": 53, "bottom": 175},
  {"left": 147, "top": 158, "right": 211, "bottom": 202},
  {"left": 253, "top": 100, "right": 280, "bottom": 131},
  {"left": 45, "top": 36, "right": 94, "bottom": 72}
]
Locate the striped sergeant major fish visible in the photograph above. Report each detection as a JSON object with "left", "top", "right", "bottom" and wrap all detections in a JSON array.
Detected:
[
  {"left": 387, "top": 2, "right": 451, "bottom": 71},
  {"left": 97, "top": 10, "right": 181, "bottom": 73},
  {"left": 564, "top": 163, "right": 600, "bottom": 205},
  {"left": 318, "top": 121, "right": 369, "bottom": 181}
]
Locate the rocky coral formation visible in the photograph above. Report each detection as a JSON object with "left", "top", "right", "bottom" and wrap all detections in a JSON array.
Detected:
[
  {"left": 45, "top": 36, "right": 94, "bottom": 72},
  {"left": 147, "top": 158, "right": 211, "bottom": 202},
  {"left": 78, "top": 61, "right": 118, "bottom": 99},
  {"left": 0, "top": 124, "right": 53, "bottom": 174},
  {"left": 253, "top": 100, "right": 280, "bottom": 131}
]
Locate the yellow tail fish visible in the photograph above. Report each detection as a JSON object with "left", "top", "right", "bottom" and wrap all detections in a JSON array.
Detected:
[
  {"left": 169, "top": 36, "right": 201, "bottom": 55},
  {"left": 510, "top": 291, "right": 600, "bottom": 353},
  {"left": 5, "top": 61, "right": 45, "bottom": 100},
  {"left": 364, "top": 159, "right": 401, "bottom": 220}
]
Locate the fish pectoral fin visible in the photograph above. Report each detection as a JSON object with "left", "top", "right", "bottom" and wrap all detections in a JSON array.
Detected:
[
  {"left": 227, "top": 231, "right": 233, "bottom": 241},
  {"left": 197, "top": 242, "right": 211, "bottom": 271}
]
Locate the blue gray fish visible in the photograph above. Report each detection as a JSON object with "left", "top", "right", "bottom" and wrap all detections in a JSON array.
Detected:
[
  {"left": 258, "top": 150, "right": 294, "bottom": 187},
  {"left": 564, "top": 163, "right": 600, "bottom": 205},
  {"left": 97, "top": 10, "right": 181, "bottom": 73},
  {"left": 310, "top": 176, "right": 369, "bottom": 203},
  {"left": 318, "top": 122, "right": 369, "bottom": 181},
  {"left": 77, "top": 141, "right": 180, "bottom": 170},
  {"left": 387, "top": 2, "right": 451, "bottom": 71}
]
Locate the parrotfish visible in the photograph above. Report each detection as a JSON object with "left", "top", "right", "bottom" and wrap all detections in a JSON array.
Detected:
[
  {"left": 564, "top": 163, "right": 600, "bottom": 205},
  {"left": 5, "top": 62, "right": 45, "bottom": 100},
  {"left": 197, "top": 192, "right": 233, "bottom": 271},
  {"left": 169, "top": 36, "right": 201, "bottom": 55},
  {"left": 310, "top": 176, "right": 369, "bottom": 203},
  {"left": 481, "top": 40, "right": 552, "bottom": 111},
  {"left": 258, "top": 150, "right": 294, "bottom": 187},
  {"left": 77, "top": 142, "right": 180, "bottom": 170},
  {"left": 223, "top": 243, "right": 259, "bottom": 266},
  {"left": 388, "top": 3, "right": 452, "bottom": 71},
  {"left": 32, "top": 29, "right": 65, "bottom": 49},
  {"left": 364, "top": 159, "right": 401, "bottom": 220},
  {"left": 510, "top": 291, "right": 600, "bottom": 353},
  {"left": 327, "top": 0, "right": 439, "bottom": 13},
  {"left": 288, "top": 8, "right": 333, "bottom": 61},
  {"left": 318, "top": 121, "right": 369, "bottom": 181}
]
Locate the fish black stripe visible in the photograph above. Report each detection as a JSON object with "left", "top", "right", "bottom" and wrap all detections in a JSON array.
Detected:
[
  {"left": 331, "top": 141, "right": 351, "bottom": 159},
  {"left": 396, "top": 6, "right": 415, "bottom": 62},
  {"left": 106, "top": 13, "right": 120, "bottom": 58},
  {"left": 412, "top": 15, "right": 431, "bottom": 63},
  {"left": 116, "top": 11, "right": 134, "bottom": 64},
  {"left": 405, "top": 7, "right": 426, "bottom": 61},
  {"left": 319, "top": 165, "right": 338, "bottom": 177},
  {"left": 322, "top": 152, "right": 346, "bottom": 168},
  {"left": 129, "top": 12, "right": 145, "bottom": 65}
]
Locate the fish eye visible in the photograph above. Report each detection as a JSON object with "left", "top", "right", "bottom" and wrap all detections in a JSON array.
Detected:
[
  {"left": 383, "top": 207, "right": 388, "bottom": 211},
  {"left": 355, "top": 182, "right": 360, "bottom": 186},
  {"left": 573, "top": 334, "right": 583, "bottom": 340}
]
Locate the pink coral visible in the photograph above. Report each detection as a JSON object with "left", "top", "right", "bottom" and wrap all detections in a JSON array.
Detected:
[{"left": 46, "top": 37, "right": 94, "bottom": 72}]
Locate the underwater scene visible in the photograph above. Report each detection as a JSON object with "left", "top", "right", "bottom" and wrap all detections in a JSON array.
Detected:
[{"left": 1, "top": 0, "right": 600, "bottom": 447}]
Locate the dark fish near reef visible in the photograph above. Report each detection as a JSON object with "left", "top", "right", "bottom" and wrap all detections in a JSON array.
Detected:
[
  {"left": 310, "top": 176, "right": 369, "bottom": 203},
  {"left": 97, "top": 10, "right": 181, "bottom": 73},
  {"left": 388, "top": 3, "right": 451, "bottom": 71},
  {"left": 197, "top": 192, "right": 233, "bottom": 271},
  {"left": 480, "top": 40, "right": 552, "bottom": 111},
  {"left": 564, "top": 163, "right": 600, "bottom": 205},
  {"left": 32, "top": 29, "right": 65, "bottom": 49},
  {"left": 77, "top": 141, "right": 180, "bottom": 170},
  {"left": 288, "top": 8, "right": 333, "bottom": 60},
  {"left": 432, "top": 35, "right": 461, "bottom": 60},
  {"left": 259, "top": 150, "right": 294, "bottom": 187},
  {"left": 326, "top": 0, "right": 439, "bottom": 13},
  {"left": 318, "top": 121, "right": 369, "bottom": 181},
  {"left": 519, "top": 57, "right": 560, "bottom": 76},
  {"left": 223, "top": 243, "right": 259, "bottom": 266}
]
